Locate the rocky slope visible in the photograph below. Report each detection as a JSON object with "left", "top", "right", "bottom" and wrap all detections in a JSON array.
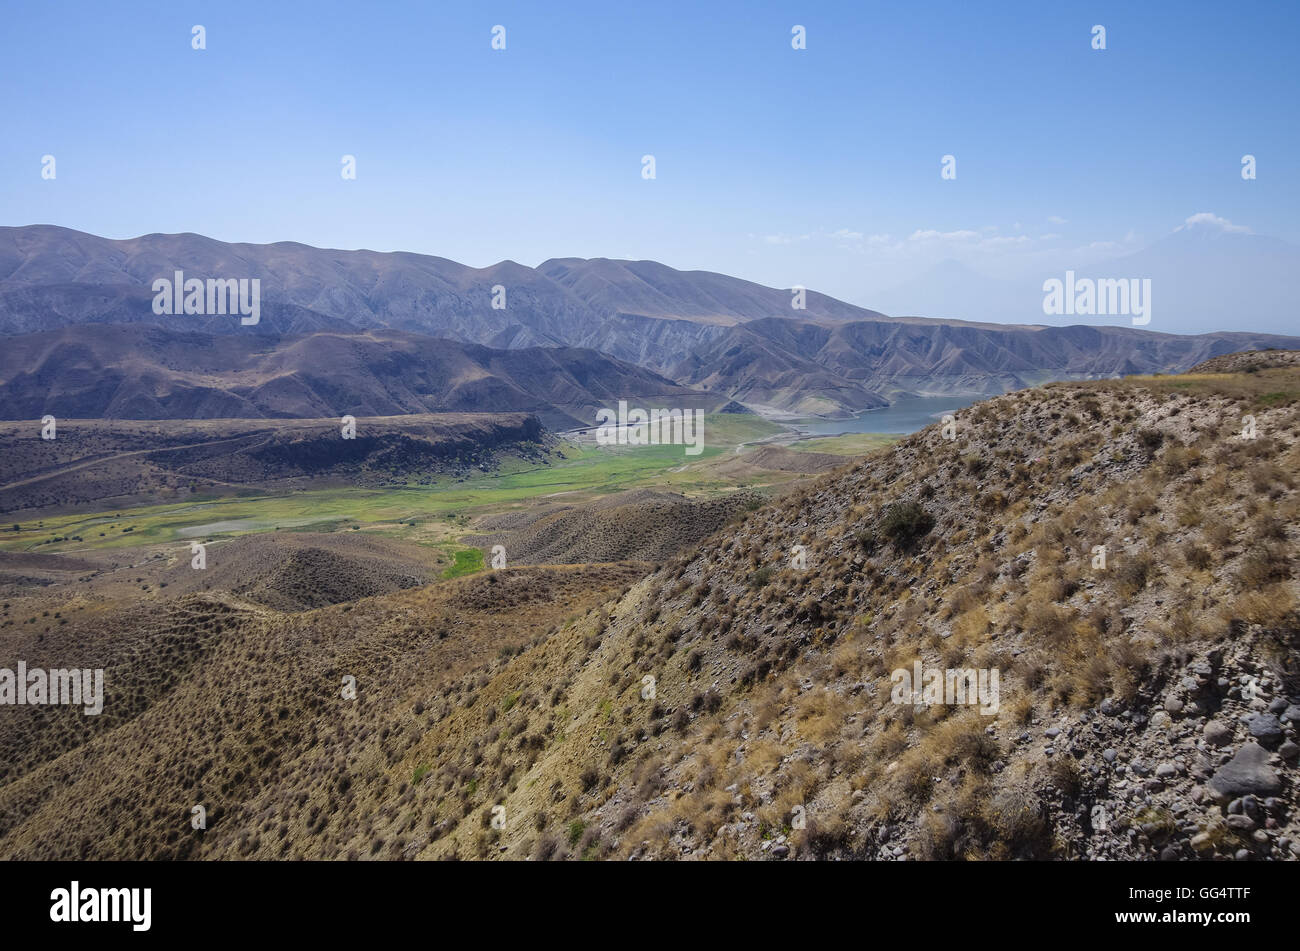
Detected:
[
  {"left": 0, "top": 359, "right": 1296, "bottom": 860},
  {"left": 407, "top": 360, "right": 1300, "bottom": 861}
]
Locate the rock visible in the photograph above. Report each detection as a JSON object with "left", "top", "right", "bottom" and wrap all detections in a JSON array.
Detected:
[
  {"left": 1268, "top": 697, "right": 1288, "bottom": 714},
  {"left": 1245, "top": 713, "right": 1283, "bottom": 745},
  {"left": 1282, "top": 705, "right": 1300, "bottom": 725},
  {"left": 1165, "top": 696, "right": 1185, "bottom": 714},
  {"left": 1209, "top": 743, "right": 1283, "bottom": 799},
  {"left": 1225, "top": 814, "right": 1255, "bottom": 832},
  {"left": 1242, "top": 795, "right": 1262, "bottom": 820},
  {"left": 1131, "top": 759, "right": 1152, "bottom": 777},
  {"left": 1150, "top": 711, "right": 1172, "bottom": 731},
  {"left": 1155, "top": 762, "right": 1178, "bottom": 779},
  {"left": 1190, "top": 832, "right": 1214, "bottom": 854},
  {"left": 1203, "top": 721, "right": 1234, "bottom": 747},
  {"left": 1278, "top": 740, "right": 1299, "bottom": 762},
  {"left": 771, "top": 844, "right": 789, "bottom": 859},
  {"left": 1159, "top": 845, "right": 1180, "bottom": 861},
  {"left": 1102, "top": 748, "right": 1118, "bottom": 763},
  {"left": 1100, "top": 698, "right": 1119, "bottom": 716},
  {"left": 1045, "top": 727, "right": 1062, "bottom": 739},
  {"left": 1235, "top": 849, "right": 1251, "bottom": 861}
]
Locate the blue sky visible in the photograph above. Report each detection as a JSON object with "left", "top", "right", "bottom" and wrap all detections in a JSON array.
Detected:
[{"left": 2, "top": 0, "right": 1297, "bottom": 325}]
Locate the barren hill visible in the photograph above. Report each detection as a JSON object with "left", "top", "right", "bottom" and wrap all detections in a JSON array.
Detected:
[
  {"left": 1, "top": 358, "right": 1297, "bottom": 861},
  {"left": 464, "top": 489, "right": 766, "bottom": 565}
]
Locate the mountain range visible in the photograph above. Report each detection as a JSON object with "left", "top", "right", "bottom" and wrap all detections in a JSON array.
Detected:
[
  {"left": 2, "top": 225, "right": 1297, "bottom": 417},
  {"left": 0, "top": 324, "right": 718, "bottom": 429}
]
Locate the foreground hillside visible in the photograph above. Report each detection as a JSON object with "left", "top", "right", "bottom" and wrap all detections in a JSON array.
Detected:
[{"left": 0, "top": 358, "right": 1296, "bottom": 860}]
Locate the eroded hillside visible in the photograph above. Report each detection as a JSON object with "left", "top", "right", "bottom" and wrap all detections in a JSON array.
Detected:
[
  {"left": 405, "top": 361, "right": 1300, "bottom": 860},
  {"left": 1, "top": 360, "right": 1296, "bottom": 861}
]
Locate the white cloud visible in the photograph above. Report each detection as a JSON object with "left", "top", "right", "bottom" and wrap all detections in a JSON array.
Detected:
[
  {"left": 1047, "top": 215, "right": 1068, "bottom": 225},
  {"left": 907, "top": 228, "right": 982, "bottom": 242},
  {"left": 1179, "top": 212, "right": 1250, "bottom": 234}
]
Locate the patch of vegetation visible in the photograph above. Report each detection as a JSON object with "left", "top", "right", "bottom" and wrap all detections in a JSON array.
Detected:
[
  {"left": 877, "top": 501, "right": 935, "bottom": 549},
  {"left": 442, "top": 548, "right": 485, "bottom": 579}
]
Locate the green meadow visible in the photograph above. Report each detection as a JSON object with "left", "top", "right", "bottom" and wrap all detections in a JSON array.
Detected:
[{"left": 1, "top": 415, "right": 892, "bottom": 557}]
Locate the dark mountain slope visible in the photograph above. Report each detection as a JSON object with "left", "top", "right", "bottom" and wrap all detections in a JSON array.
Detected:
[{"left": 0, "top": 325, "right": 715, "bottom": 428}]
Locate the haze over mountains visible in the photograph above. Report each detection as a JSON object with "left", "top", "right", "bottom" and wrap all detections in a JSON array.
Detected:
[
  {"left": 2, "top": 225, "right": 1297, "bottom": 418},
  {"left": 873, "top": 217, "right": 1300, "bottom": 335}
]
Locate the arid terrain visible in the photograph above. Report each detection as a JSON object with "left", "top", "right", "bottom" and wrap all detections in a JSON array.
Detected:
[{"left": 1, "top": 356, "right": 1295, "bottom": 860}]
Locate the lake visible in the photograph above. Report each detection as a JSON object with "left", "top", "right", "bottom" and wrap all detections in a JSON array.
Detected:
[{"left": 791, "top": 395, "right": 985, "bottom": 436}]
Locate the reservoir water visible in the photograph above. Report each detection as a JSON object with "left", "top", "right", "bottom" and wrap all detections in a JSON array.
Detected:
[{"left": 792, "top": 395, "right": 986, "bottom": 436}]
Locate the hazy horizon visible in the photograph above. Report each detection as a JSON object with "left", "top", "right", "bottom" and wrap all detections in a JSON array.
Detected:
[{"left": 3, "top": 0, "right": 1297, "bottom": 334}]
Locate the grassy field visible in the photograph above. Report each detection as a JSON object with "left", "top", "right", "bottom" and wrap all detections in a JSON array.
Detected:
[
  {"left": 442, "top": 548, "right": 486, "bottom": 578},
  {"left": 0, "top": 414, "right": 896, "bottom": 558}
]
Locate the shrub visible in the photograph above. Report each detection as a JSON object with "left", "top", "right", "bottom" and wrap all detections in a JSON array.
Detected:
[
  {"left": 567, "top": 820, "right": 586, "bottom": 847},
  {"left": 877, "top": 502, "right": 935, "bottom": 550}
]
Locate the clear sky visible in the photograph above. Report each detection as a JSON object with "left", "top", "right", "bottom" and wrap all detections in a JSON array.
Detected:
[{"left": 2, "top": 0, "right": 1297, "bottom": 319}]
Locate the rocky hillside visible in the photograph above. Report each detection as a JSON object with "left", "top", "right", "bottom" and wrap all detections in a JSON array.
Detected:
[
  {"left": 1, "top": 359, "right": 1295, "bottom": 861},
  {"left": 1189, "top": 349, "right": 1300, "bottom": 374},
  {"left": 464, "top": 489, "right": 767, "bottom": 566},
  {"left": 404, "top": 360, "right": 1300, "bottom": 860}
]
